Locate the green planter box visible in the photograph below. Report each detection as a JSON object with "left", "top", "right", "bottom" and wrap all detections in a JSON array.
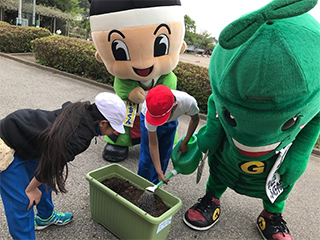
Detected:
[{"left": 86, "top": 163, "right": 182, "bottom": 240}]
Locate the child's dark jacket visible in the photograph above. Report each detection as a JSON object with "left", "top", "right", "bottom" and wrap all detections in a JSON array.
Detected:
[{"left": 0, "top": 102, "right": 99, "bottom": 161}]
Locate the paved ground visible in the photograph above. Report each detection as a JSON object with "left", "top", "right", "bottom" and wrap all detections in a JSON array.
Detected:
[
  {"left": 179, "top": 53, "right": 210, "bottom": 68},
  {"left": 0, "top": 53, "right": 319, "bottom": 240}
]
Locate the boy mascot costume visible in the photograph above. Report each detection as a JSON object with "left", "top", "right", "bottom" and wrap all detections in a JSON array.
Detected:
[
  {"left": 89, "top": 0, "right": 186, "bottom": 161},
  {"left": 183, "top": 0, "right": 320, "bottom": 239}
]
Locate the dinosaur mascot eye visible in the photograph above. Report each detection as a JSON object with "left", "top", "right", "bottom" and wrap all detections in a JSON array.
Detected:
[
  {"left": 281, "top": 116, "right": 298, "bottom": 131},
  {"left": 224, "top": 109, "right": 237, "bottom": 127}
]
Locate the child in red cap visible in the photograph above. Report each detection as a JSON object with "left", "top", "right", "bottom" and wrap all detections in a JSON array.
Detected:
[{"left": 138, "top": 85, "right": 200, "bottom": 183}]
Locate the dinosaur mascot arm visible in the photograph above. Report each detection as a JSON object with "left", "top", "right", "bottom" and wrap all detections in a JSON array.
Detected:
[
  {"left": 197, "top": 94, "right": 224, "bottom": 154},
  {"left": 278, "top": 112, "right": 320, "bottom": 187}
]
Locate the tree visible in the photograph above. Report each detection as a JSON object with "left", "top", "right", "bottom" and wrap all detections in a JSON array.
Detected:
[
  {"left": 78, "top": 0, "right": 90, "bottom": 9},
  {"left": 184, "top": 14, "right": 197, "bottom": 46},
  {"left": 34, "top": 0, "right": 86, "bottom": 36},
  {"left": 184, "top": 14, "right": 196, "bottom": 33},
  {"left": 183, "top": 14, "right": 215, "bottom": 52},
  {"left": 197, "top": 30, "right": 214, "bottom": 50},
  {"left": 36, "top": 0, "right": 80, "bottom": 13}
]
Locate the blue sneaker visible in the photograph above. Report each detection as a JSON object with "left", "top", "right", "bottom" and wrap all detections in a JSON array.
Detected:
[{"left": 34, "top": 211, "right": 73, "bottom": 230}]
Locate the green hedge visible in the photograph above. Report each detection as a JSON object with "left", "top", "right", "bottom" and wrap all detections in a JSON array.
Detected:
[
  {"left": 174, "top": 62, "right": 210, "bottom": 113},
  {"left": 0, "top": 21, "right": 10, "bottom": 26},
  {"left": 32, "top": 35, "right": 211, "bottom": 113},
  {"left": 0, "top": 21, "right": 51, "bottom": 53},
  {"left": 32, "top": 35, "right": 114, "bottom": 85}
]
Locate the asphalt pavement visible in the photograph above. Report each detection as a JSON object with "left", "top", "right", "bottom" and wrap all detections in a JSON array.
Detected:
[{"left": 0, "top": 53, "right": 319, "bottom": 240}]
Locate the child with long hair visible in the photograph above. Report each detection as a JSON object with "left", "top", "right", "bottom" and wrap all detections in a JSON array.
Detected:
[{"left": 0, "top": 92, "right": 126, "bottom": 240}]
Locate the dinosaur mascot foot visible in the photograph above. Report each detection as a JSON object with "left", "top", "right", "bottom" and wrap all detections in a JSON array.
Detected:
[{"left": 102, "top": 143, "right": 128, "bottom": 162}]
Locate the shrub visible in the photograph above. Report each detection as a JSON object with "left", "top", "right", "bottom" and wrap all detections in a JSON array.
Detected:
[
  {"left": 32, "top": 35, "right": 212, "bottom": 113},
  {"left": 0, "top": 21, "right": 51, "bottom": 53},
  {"left": 174, "top": 62, "right": 211, "bottom": 113},
  {"left": 32, "top": 35, "right": 114, "bottom": 85},
  {"left": 0, "top": 21, "right": 10, "bottom": 27}
]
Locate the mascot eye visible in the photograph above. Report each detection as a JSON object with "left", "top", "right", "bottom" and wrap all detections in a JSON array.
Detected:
[
  {"left": 112, "top": 40, "right": 130, "bottom": 61},
  {"left": 282, "top": 116, "right": 298, "bottom": 131},
  {"left": 154, "top": 34, "right": 169, "bottom": 57},
  {"left": 224, "top": 109, "right": 237, "bottom": 127}
]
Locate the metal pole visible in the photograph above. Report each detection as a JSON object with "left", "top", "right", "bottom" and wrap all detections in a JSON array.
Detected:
[
  {"left": 0, "top": 7, "right": 3, "bottom": 21},
  {"left": 53, "top": 17, "right": 56, "bottom": 33},
  {"left": 32, "top": 0, "right": 36, "bottom": 26},
  {"left": 18, "top": 0, "right": 22, "bottom": 25}
]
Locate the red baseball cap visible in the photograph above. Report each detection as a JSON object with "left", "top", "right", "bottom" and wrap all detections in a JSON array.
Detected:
[{"left": 146, "top": 85, "right": 175, "bottom": 126}]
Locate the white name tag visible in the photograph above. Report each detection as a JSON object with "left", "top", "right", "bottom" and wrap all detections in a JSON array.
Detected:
[
  {"left": 157, "top": 216, "right": 172, "bottom": 234},
  {"left": 266, "top": 143, "right": 292, "bottom": 203}
]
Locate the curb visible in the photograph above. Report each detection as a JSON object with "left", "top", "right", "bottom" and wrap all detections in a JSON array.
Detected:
[
  {"left": 1, "top": 52, "right": 319, "bottom": 157},
  {"left": 312, "top": 147, "right": 320, "bottom": 156},
  {"left": 0, "top": 52, "right": 114, "bottom": 91}
]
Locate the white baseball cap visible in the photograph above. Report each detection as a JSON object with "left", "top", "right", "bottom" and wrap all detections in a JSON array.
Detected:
[{"left": 95, "top": 92, "right": 126, "bottom": 134}]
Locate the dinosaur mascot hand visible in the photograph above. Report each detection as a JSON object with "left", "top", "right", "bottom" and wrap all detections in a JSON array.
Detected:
[
  {"left": 278, "top": 114, "right": 320, "bottom": 187},
  {"left": 197, "top": 94, "right": 224, "bottom": 154},
  {"left": 128, "top": 87, "right": 146, "bottom": 103},
  {"left": 197, "top": 125, "right": 212, "bottom": 152},
  {"left": 278, "top": 153, "right": 309, "bottom": 188}
]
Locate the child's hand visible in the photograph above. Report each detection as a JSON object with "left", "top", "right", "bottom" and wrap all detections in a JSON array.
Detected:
[
  {"left": 158, "top": 172, "right": 169, "bottom": 184},
  {"left": 25, "top": 187, "right": 42, "bottom": 210},
  {"left": 177, "top": 140, "right": 188, "bottom": 154}
]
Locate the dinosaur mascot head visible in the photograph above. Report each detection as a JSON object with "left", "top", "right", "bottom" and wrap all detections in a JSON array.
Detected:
[{"left": 210, "top": 0, "right": 320, "bottom": 158}]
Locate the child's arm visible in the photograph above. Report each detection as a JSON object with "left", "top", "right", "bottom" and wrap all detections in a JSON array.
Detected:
[
  {"left": 25, "top": 177, "right": 42, "bottom": 210},
  {"left": 178, "top": 113, "right": 200, "bottom": 154},
  {"left": 148, "top": 131, "right": 168, "bottom": 183}
]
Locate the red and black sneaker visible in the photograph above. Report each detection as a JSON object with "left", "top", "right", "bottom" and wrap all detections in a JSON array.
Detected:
[
  {"left": 183, "top": 192, "right": 221, "bottom": 231},
  {"left": 257, "top": 210, "right": 292, "bottom": 240}
]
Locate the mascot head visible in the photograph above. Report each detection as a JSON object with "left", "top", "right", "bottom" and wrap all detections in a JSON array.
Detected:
[
  {"left": 210, "top": 0, "right": 320, "bottom": 158},
  {"left": 89, "top": 0, "right": 186, "bottom": 82}
]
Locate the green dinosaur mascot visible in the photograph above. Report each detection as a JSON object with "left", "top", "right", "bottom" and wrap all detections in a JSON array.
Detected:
[
  {"left": 89, "top": 0, "right": 186, "bottom": 161},
  {"left": 183, "top": 0, "right": 320, "bottom": 239}
]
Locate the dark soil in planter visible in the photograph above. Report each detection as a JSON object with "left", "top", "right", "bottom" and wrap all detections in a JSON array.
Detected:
[{"left": 101, "top": 177, "right": 170, "bottom": 217}]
